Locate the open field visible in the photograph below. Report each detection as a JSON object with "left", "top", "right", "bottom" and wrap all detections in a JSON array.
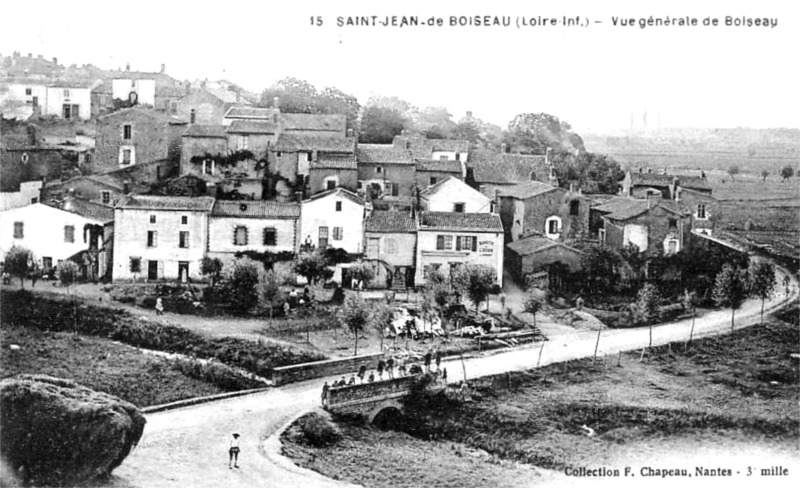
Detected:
[{"left": 282, "top": 314, "right": 799, "bottom": 487}]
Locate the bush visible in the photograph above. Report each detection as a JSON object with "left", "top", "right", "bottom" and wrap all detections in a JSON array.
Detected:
[
  {"left": 169, "top": 359, "right": 264, "bottom": 391},
  {"left": 0, "top": 374, "right": 145, "bottom": 486},
  {"left": 297, "top": 412, "right": 341, "bottom": 447}
]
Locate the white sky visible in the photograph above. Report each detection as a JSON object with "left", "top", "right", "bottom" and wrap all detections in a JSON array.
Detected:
[{"left": 2, "top": 0, "right": 797, "bottom": 133}]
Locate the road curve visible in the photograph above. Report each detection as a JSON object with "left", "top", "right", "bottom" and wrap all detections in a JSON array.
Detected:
[{"left": 112, "top": 264, "right": 797, "bottom": 488}]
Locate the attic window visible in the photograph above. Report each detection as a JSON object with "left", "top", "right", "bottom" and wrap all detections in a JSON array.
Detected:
[
  {"left": 276, "top": 151, "right": 282, "bottom": 157},
  {"left": 25, "top": 88, "right": 32, "bottom": 95},
  {"left": 102, "top": 191, "right": 110, "bottom": 204},
  {"left": 20, "top": 153, "right": 29, "bottom": 163},
  {"left": 375, "top": 166, "right": 383, "bottom": 174},
  {"left": 453, "top": 202, "right": 465, "bottom": 213},
  {"left": 429, "top": 177, "right": 437, "bottom": 186},
  {"left": 239, "top": 204, "right": 248, "bottom": 212},
  {"left": 335, "top": 201, "right": 342, "bottom": 212}
]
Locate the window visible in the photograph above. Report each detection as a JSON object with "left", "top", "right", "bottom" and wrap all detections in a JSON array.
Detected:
[
  {"left": 179, "top": 231, "right": 189, "bottom": 248},
  {"left": 391, "top": 182, "right": 399, "bottom": 197},
  {"left": 696, "top": 204, "right": 707, "bottom": 219},
  {"left": 263, "top": 227, "right": 277, "bottom": 246},
  {"left": 455, "top": 153, "right": 461, "bottom": 161},
  {"left": 333, "top": 227, "right": 343, "bottom": 241},
  {"left": 386, "top": 238, "right": 398, "bottom": 255},
  {"left": 436, "top": 235, "right": 453, "bottom": 250},
  {"left": 13, "top": 222, "right": 23, "bottom": 238},
  {"left": 453, "top": 202, "right": 465, "bottom": 213},
  {"left": 375, "top": 166, "right": 383, "bottom": 173},
  {"left": 367, "top": 237, "right": 380, "bottom": 259},
  {"left": 357, "top": 181, "right": 363, "bottom": 190},
  {"left": 440, "top": 155, "right": 448, "bottom": 161},
  {"left": 129, "top": 257, "right": 142, "bottom": 274},
  {"left": 429, "top": 177, "right": 437, "bottom": 186},
  {"left": 122, "top": 149, "right": 132, "bottom": 165},
  {"left": 234, "top": 226, "right": 248, "bottom": 246},
  {"left": 25, "top": 88, "right": 32, "bottom": 95},
  {"left": 30, "top": 197, "right": 38, "bottom": 204},
  {"left": 306, "top": 152, "right": 313, "bottom": 162},
  {"left": 668, "top": 218, "right": 677, "bottom": 229},
  {"left": 599, "top": 228, "right": 606, "bottom": 244},
  {"left": 335, "top": 201, "right": 342, "bottom": 212},
  {"left": 147, "top": 231, "right": 158, "bottom": 247},
  {"left": 63, "top": 89, "right": 70, "bottom": 97},
  {"left": 181, "top": 215, "right": 188, "bottom": 225},
  {"left": 318, "top": 226, "right": 329, "bottom": 248},
  {"left": 123, "top": 124, "right": 132, "bottom": 140},
  {"left": 569, "top": 200, "right": 580, "bottom": 216},
  {"left": 149, "top": 215, "right": 157, "bottom": 224},
  {"left": 276, "top": 151, "right": 282, "bottom": 157},
  {"left": 64, "top": 225, "right": 75, "bottom": 243},
  {"left": 384, "top": 182, "right": 394, "bottom": 196},
  {"left": 548, "top": 220, "right": 559, "bottom": 234},
  {"left": 123, "top": 182, "right": 130, "bottom": 193},
  {"left": 237, "top": 135, "right": 249, "bottom": 150},
  {"left": 327, "top": 180, "right": 337, "bottom": 190},
  {"left": 20, "top": 153, "right": 29, "bottom": 163},
  {"left": 456, "top": 236, "right": 477, "bottom": 252},
  {"left": 101, "top": 191, "right": 110, "bottom": 204},
  {"left": 545, "top": 215, "right": 562, "bottom": 239},
  {"left": 203, "top": 159, "right": 214, "bottom": 175}
]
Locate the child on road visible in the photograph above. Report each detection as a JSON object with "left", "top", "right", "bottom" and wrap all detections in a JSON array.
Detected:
[{"left": 228, "top": 433, "right": 240, "bottom": 468}]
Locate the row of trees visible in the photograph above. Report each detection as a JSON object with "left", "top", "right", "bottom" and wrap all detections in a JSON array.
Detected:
[{"left": 2, "top": 246, "right": 79, "bottom": 290}]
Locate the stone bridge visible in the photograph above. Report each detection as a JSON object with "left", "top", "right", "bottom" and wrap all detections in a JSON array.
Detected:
[{"left": 324, "top": 374, "right": 445, "bottom": 423}]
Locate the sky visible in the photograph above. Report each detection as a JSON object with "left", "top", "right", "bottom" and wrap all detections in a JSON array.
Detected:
[{"left": 2, "top": 0, "right": 797, "bottom": 133}]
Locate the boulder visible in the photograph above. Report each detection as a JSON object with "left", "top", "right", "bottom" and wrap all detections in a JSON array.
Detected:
[{"left": 0, "top": 374, "right": 146, "bottom": 486}]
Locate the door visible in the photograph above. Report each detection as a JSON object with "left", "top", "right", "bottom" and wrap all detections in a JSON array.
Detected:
[
  {"left": 62, "top": 104, "right": 71, "bottom": 119},
  {"left": 367, "top": 238, "right": 380, "bottom": 259},
  {"left": 32, "top": 96, "right": 38, "bottom": 108},
  {"left": 72, "top": 104, "right": 80, "bottom": 119},
  {"left": 318, "top": 226, "right": 329, "bottom": 249},
  {"left": 178, "top": 262, "right": 189, "bottom": 283},
  {"left": 148, "top": 260, "right": 158, "bottom": 280}
]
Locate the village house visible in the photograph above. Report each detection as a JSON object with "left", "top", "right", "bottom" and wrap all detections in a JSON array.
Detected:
[
  {"left": 363, "top": 210, "right": 417, "bottom": 290},
  {"left": 356, "top": 144, "right": 415, "bottom": 200},
  {"left": 177, "top": 89, "right": 235, "bottom": 126},
  {"left": 112, "top": 78, "right": 156, "bottom": 106},
  {"left": 0, "top": 78, "right": 48, "bottom": 115},
  {"left": 415, "top": 211, "right": 504, "bottom": 287},
  {"left": 497, "top": 181, "right": 590, "bottom": 243},
  {"left": 0, "top": 146, "right": 68, "bottom": 191},
  {"left": 112, "top": 195, "right": 214, "bottom": 282},
  {"left": 0, "top": 180, "right": 42, "bottom": 211},
  {"left": 308, "top": 153, "right": 359, "bottom": 195},
  {"left": 272, "top": 135, "right": 356, "bottom": 189},
  {"left": 675, "top": 187, "right": 719, "bottom": 236},
  {"left": 393, "top": 135, "right": 469, "bottom": 162},
  {"left": 57, "top": 196, "right": 115, "bottom": 281},
  {"left": 505, "top": 235, "right": 584, "bottom": 287},
  {"left": 225, "top": 119, "right": 278, "bottom": 161},
  {"left": 467, "top": 149, "right": 558, "bottom": 198},
  {"left": 207, "top": 200, "right": 300, "bottom": 268},
  {"left": 45, "top": 81, "right": 92, "bottom": 120},
  {"left": 94, "top": 107, "right": 187, "bottom": 172},
  {"left": 299, "top": 188, "right": 365, "bottom": 255},
  {"left": 43, "top": 174, "right": 126, "bottom": 206},
  {"left": 0, "top": 202, "right": 106, "bottom": 278},
  {"left": 599, "top": 198, "right": 692, "bottom": 255},
  {"left": 414, "top": 159, "right": 464, "bottom": 189},
  {"left": 419, "top": 176, "right": 493, "bottom": 214},
  {"left": 87, "top": 65, "right": 186, "bottom": 115},
  {"left": 180, "top": 125, "right": 228, "bottom": 171},
  {"left": 620, "top": 169, "right": 713, "bottom": 200}
]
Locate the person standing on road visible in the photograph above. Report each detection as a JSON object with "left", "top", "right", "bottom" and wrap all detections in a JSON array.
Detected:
[
  {"left": 435, "top": 349, "right": 442, "bottom": 371},
  {"left": 424, "top": 350, "right": 432, "bottom": 373},
  {"left": 155, "top": 297, "right": 164, "bottom": 316},
  {"left": 377, "top": 358, "right": 386, "bottom": 379},
  {"left": 228, "top": 433, "right": 240, "bottom": 468},
  {"left": 321, "top": 382, "right": 330, "bottom": 407},
  {"left": 386, "top": 357, "right": 395, "bottom": 379},
  {"left": 358, "top": 364, "right": 367, "bottom": 383}
]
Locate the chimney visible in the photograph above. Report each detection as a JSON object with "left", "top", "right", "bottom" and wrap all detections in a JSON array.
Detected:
[
  {"left": 125, "top": 63, "right": 130, "bottom": 71},
  {"left": 64, "top": 189, "right": 76, "bottom": 211},
  {"left": 37, "top": 54, "right": 42, "bottom": 59},
  {"left": 190, "top": 109, "right": 196, "bottom": 124},
  {"left": 662, "top": 167, "right": 668, "bottom": 175},
  {"left": 294, "top": 191, "right": 303, "bottom": 203},
  {"left": 546, "top": 146, "right": 552, "bottom": 163},
  {"left": 493, "top": 189, "right": 500, "bottom": 213},
  {"left": 53, "top": 57, "right": 58, "bottom": 64},
  {"left": 638, "top": 167, "right": 643, "bottom": 174},
  {"left": 569, "top": 182, "right": 575, "bottom": 193},
  {"left": 466, "top": 111, "right": 473, "bottom": 118},
  {"left": 273, "top": 96, "right": 280, "bottom": 108},
  {"left": 27, "top": 53, "right": 32, "bottom": 58},
  {"left": 201, "top": 80, "right": 206, "bottom": 89},
  {"left": 160, "top": 63, "right": 165, "bottom": 73},
  {"left": 311, "top": 149, "right": 318, "bottom": 162}
]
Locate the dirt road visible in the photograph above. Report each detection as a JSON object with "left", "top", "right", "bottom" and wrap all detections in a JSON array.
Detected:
[{"left": 111, "top": 265, "right": 797, "bottom": 488}]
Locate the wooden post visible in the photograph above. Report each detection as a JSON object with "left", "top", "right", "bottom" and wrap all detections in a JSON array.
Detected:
[
  {"left": 617, "top": 351, "right": 622, "bottom": 367},
  {"left": 639, "top": 346, "right": 646, "bottom": 362},
  {"left": 593, "top": 328, "right": 602, "bottom": 360},
  {"left": 536, "top": 340, "right": 545, "bottom": 368}
]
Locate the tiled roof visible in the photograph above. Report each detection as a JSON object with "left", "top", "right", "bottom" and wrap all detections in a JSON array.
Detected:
[
  {"left": 281, "top": 113, "right": 346, "bottom": 132},
  {"left": 392, "top": 136, "right": 468, "bottom": 157},
  {"left": 211, "top": 200, "right": 300, "bottom": 219},
  {"left": 303, "top": 187, "right": 365, "bottom": 206},
  {"left": 60, "top": 198, "right": 115, "bottom": 223},
  {"left": 183, "top": 124, "right": 227, "bottom": 138},
  {"left": 226, "top": 119, "right": 278, "bottom": 134},
  {"left": 675, "top": 175, "right": 711, "bottom": 191},
  {"left": 53, "top": 174, "right": 125, "bottom": 191},
  {"left": 116, "top": 195, "right": 215, "bottom": 211},
  {"left": 311, "top": 154, "right": 358, "bottom": 170},
  {"left": 419, "top": 176, "right": 470, "bottom": 199},
  {"left": 365, "top": 210, "right": 416, "bottom": 233},
  {"left": 507, "top": 236, "right": 559, "bottom": 255},
  {"left": 592, "top": 197, "right": 641, "bottom": 214},
  {"left": 275, "top": 134, "right": 356, "bottom": 153},
  {"left": 429, "top": 139, "right": 469, "bottom": 153},
  {"left": 469, "top": 151, "right": 550, "bottom": 184},
  {"left": 356, "top": 145, "right": 414, "bottom": 164},
  {"left": 415, "top": 159, "right": 463, "bottom": 173},
  {"left": 47, "top": 80, "right": 93, "bottom": 88},
  {"left": 602, "top": 200, "right": 653, "bottom": 221},
  {"left": 630, "top": 173, "right": 673, "bottom": 187},
  {"left": 224, "top": 106, "right": 279, "bottom": 119},
  {"left": 98, "top": 106, "right": 188, "bottom": 124},
  {"left": 498, "top": 181, "right": 561, "bottom": 199},
  {"left": 419, "top": 211, "right": 503, "bottom": 232}
]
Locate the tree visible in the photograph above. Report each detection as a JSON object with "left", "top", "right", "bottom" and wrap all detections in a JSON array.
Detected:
[
  {"left": 359, "top": 106, "right": 407, "bottom": 143},
  {"left": 293, "top": 251, "right": 333, "bottom": 285},
  {"left": 780, "top": 165, "right": 794, "bottom": 182},
  {"left": 337, "top": 295, "right": 370, "bottom": 356},
  {"left": 506, "top": 112, "right": 585, "bottom": 154},
  {"left": 760, "top": 169, "right": 770, "bottom": 182},
  {"left": 260, "top": 77, "right": 318, "bottom": 113},
  {"left": 636, "top": 283, "right": 662, "bottom": 347},
  {"left": 316, "top": 86, "right": 361, "bottom": 132},
  {"left": 57, "top": 260, "right": 80, "bottom": 333},
  {"left": 581, "top": 245, "right": 620, "bottom": 293},
  {"left": 348, "top": 261, "right": 376, "bottom": 292},
  {"left": 28, "top": 259, "right": 42, "bottom": 288},
  {"left": 682, "top": 290, "right": 699, "bottom": 346},
  {"left": 727, "top": 165, "right": 739, "bottom": 181},
  {"left": 228, "top": 258, "right": 264, "bottom": 314},
  {"left": 619, "top": 243, "right": 645, "bottom": 288},
  {"left": 523, "top": 290, "right": 541, "bottom": 329},
  {"left": 748, "top": 261, "right": 776, "bottom": 325},
  {"left": 712, "top": 264, "right": 748, "bottom": 332},
  {"left": 200, "top": 257, "right": 223, "bottom": 289},
  {"left": 461, "top": 264, "right": 496, "bottom": 313},
  {"left": 4, "top": 246, "right": 32, "bottom": 288},
  {"left": 259, "top": 269, "right": 282, "bottom": 319},
  {"left": 371, "top": 302, "right": 395, "bottom": 352}
]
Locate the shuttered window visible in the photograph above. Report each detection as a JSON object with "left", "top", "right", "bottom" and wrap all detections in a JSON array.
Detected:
[
  {"left": 179, "top": 231, "right": 189, "bottom": 248},
  {"left": 333, "top": 227, "right": 343, "bottom": 241},
  {"left": 13, "top": 222, "right": 23, "bottom": 238},
  {"left": 263, "top": 227, "right": 277, "bottom": 246},
  {"left": 147, "top": 231, "right": 157, "bottom": 247},
  {"left": 436, "top": 235, "right": 453, "bottom": 250},
  {"left": 64, "top": 225, "right": 75, "bottom": 243},
  {"left": 234, "top": 226, "right": 248, "bottom": 246}
]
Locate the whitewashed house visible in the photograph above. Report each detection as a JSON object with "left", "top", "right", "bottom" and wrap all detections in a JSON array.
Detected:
[
  {"left": 112, "top": 78, "right": 156, "bottom": 106},
  {"left": 0, "top": 180, "right": 42, "bottom": 211},
  {"left": 45, "top": 82, "right": 92, "bottom": 120},
  {"left": 299, "top": 188, "right": 365, "bottom": 254},
  {"left": 113, "top": 195, "right": 214, "bottom": 282},
  {"left": 0, "top": 203, "right": 105, "bottom": 272},
  {"left": 207, "top": 200, "right": 300, "bottom": 267},
  {"left": 419, "top": 176, "right": 494, "bottom": 214}
]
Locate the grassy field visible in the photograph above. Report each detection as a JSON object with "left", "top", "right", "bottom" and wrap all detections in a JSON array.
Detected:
[
  {"left": 0, "top": 326, "right": 225, "bottom": 407},
  {"left": 282, "top": 315, "right": 798, "bottom": 487}
]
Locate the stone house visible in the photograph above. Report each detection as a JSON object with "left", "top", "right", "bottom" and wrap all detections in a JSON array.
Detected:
[
  {"left": 271, "top": 135, "right": 356, "bottom": 188},
  {"left": 414, "top": 159, "right": 464, "bottom": 189},
  {"left": 505, "top": 235, "right": 584, "bottom": 285},
  {"left": 225, "top": 120, "right": 278, "bottom": 160},
  {"left": 1, "top": 78, "right": 48, "bottom": 113},
  {"left": 177, "top": 89, "right": 233, "bottom": 126},
  {"left": 207, "top": 200, "right": 300, "bottom": 268},
  {"left": 112, "top": 195, "right": 214, "bottom": 282},
  {"left": 419, "top": 177, "right": 493, "bottom": 214},
  {"left": 497, "top": 181, "right": 590, "bottom": 243},
  {"left": 308, "top": 154, "right": 358, "bottom": 195},
  {"left": 299, "top": 188, "right": 365, "bottom": 255},
  {"left": 94, "top": 107, "right": 187, "bottom": 172},
  {"left": 0, "top": 146, "right": 67, "bottom": 191},
  {"left": 674, "top": 187, "right": 719, "bottom": 236},
  {"left": 180, "top": 125, "right": 229, "bottom": 173},
  {"left": 415, "top": 211, "right": 504, "bottom": 287},
  {"left": 620, "top": 170, "right": 712, "bottom": 200},
  {"left": 601, "top": 199, "right": 691, "bottom": 255},
  {"left": 393, "top": 135, "right": 469, "bottom": 162},
  {"left": 363, "top": 210, "right": 417, "bottom": 290},
  {"left": 356, "top": 144, "right": 415, "bottom": 200},
  {"left": 467, "top": 150, "right": 558, "bottom": 198},
  {"left": 43, "top": 174, "right": 126, "bottom": 206}
]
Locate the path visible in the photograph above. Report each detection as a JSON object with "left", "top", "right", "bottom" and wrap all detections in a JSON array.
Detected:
[{"left": 110, "top": 264, "right": 798, "bottom": 488}]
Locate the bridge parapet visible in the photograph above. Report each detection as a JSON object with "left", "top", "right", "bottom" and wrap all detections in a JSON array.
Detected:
[{"left": 326, "top": 374, "right": 444, "bottom": 417}]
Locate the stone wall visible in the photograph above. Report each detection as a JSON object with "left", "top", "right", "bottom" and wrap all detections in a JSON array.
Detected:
[
  {"left": 327, "top": 375, "right": 419, "bottom": 410},
  {"left": 271, "top": 352, "right": 384, "bottom": 386}
]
